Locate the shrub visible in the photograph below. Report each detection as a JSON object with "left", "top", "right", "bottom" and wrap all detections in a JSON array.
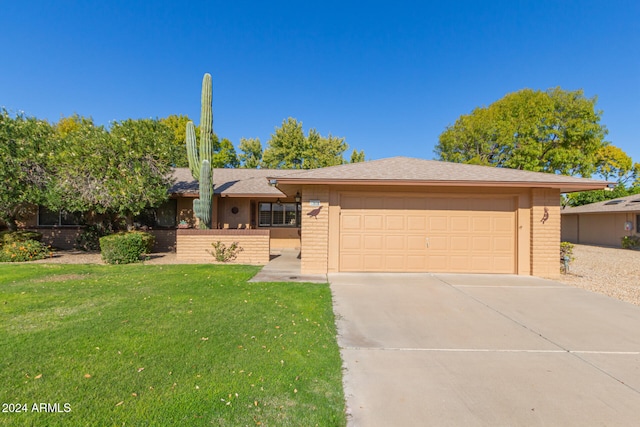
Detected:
[
  {"left": 75, "top": 224, "right": 113, "bottom": 251},
  {"left": 0, "top": 230, "right": 43, "bottom": 245},
  {"left": 0, "top": 239, "right": 52, "bottom": 262},
  {"left": 621, "top": 235, "right": 640, "bottom": 250},
  {"left": 560, "top": 241, "right": 574, "bottom": 274},
  {"left": 99, "top": 231, "right": 155, "bottom": 264},
  {"left": 208, "top": 241, "right": 243, "bottom": 262}
]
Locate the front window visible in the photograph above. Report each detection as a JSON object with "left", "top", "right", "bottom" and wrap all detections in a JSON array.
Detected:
[
  {"left": 135, "top": 199, "right": 178, "bottom": 228},
  {"left": 38, "top": 207, "right": 83, "bottom": 226},
  {"left": 258, "top": 202, "right": 300, "bottom": 227}
]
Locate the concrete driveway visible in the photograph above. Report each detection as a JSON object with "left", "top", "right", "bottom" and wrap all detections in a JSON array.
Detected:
[{"left": 329, "top": 273, "right": 640, "bottom": 426}]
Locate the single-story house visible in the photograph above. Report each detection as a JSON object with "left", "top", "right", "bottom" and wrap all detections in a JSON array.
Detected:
[
  {"left": 19, "top": 156, "right": 608, "bottom": 278},
  {"left": 561, "top": 196, "right": 640, "bottom": 247}
]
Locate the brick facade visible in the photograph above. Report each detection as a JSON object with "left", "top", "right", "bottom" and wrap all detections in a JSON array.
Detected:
[
  {"left": 300, "top": 185, "right": 330, "bottom": 274},
  {"left": 530, "top": 188, "right": 561, "bottom": 278},
  {"left": 176, "top": 229, "right": 270, "bottom": 264}
]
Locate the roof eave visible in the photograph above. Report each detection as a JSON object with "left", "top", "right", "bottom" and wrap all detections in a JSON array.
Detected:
[{"left": 269, "top": 178, "right": 609, "bottom": 193}]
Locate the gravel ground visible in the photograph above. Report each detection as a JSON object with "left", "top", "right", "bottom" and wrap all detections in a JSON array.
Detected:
[
  {"left": 556, "top": 244, "right": 640, "bottom": 307},
  {"left": 30, "top": 244, "right": 640, "bottom": 306}
]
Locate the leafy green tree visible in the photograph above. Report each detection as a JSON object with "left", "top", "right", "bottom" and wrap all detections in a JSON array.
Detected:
[
  {"left": 52, "top": 117, "right": 175, "bottom": 225},
  {"left": 565, "top": 145, "right": 639, "bottom": 207},
  {"left": 238, "top": 137, "right": 263, "bottom": 168},
  {"left": 262, "top": 118, "right": 308, "bottom": 169},
  {"left": 0, "top": 109, "right": 56, "bottom": 230},
  {"left": 436, "top": 87, "right": 608, "bottom": 177},
  {"left": 262, "top": 117, "right": 359, "bottom": 169},
  {"left": 160, "top": 114, "right": 194, "bottom": 167},
  {"left": 304, "top": 129, "right": 348, "bottom": 169},
  {"left": 212, "top": 137, "right": 240, "bottom": 168},
  {"left": 594, "top": 145, "right": 639, "bottom": 185},
  {"left": 350, "top": 149, "right": 366, "bottom": 163}
]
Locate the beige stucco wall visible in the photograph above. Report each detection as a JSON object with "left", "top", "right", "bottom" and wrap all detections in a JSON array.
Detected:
[
  {"left": 561, "top": 214, "right": 579, "bottom": 243},
  {"left": 176, "top": 229, "right": 270, "bottom": 264},
  {"left": 530, "top": 188, "right": 561, "bottom": 279},
  {"left": 561, "top": 212, "right": 638, "bottom": 247}
]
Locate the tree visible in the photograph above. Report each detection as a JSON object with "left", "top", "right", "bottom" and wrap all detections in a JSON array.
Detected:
[
  {"left": 238, "top": 137, "right": 263, "bottom": 168},
  {"left": 52, "top": 117, "right": 175, "bottom": 225},
  {"left": 0, "top": 109, "right": 56, "bottom": 230},
  {"left": 160, "top": 114, "right": 194, "bottom": 167},
  {"left": 565, "top": 145, "right": 639, "bottom": 207},
  {"left": 304, "top": 129, "right": 348, "bottom": 169},
  {"left": 594, "top": 145, "right": 639, "bottom": 186},
  {"left": 262, "top": 117, "right": 307, "bottom": 169},
  {"left": 213, "top": 137, "right": 240, "bottom": 168},
  {"left": 350, "top": 149, "right": 366, "bottom": 163},
  {"left": 262, "top": 117, "right": 358, "bottom": 169},
  {"left": 436, "top": 87, "right": 608, "bottom": 177}
]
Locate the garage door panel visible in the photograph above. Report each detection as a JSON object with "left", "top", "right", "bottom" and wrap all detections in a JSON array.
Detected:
[
  {"left": 363, "top": 235, "right": 383, "bottom": 250},
  {"left": 428, "top": 236, "right": 449, "bottom": 250},
  {"left": 363, "top": 254, "right": 383, "bottom": 270},
  {"left": 407, "top": 235, "right": 426, "bottom": 250},
  {"left": 471, "top": 217, "right": 491, "bottom": 232},
  {"left": 407, "top": 215, "right": 427, "bottom": 231},
  {"left": 385, "top": 255, "right": 405, "bottom": 270},
  {"left": 429, "top": 216, "right": 448, "bottom": 232},
  {"left": 341, "top": 234, "right": 362, "bottom": 250},
  {"left": 385, "top": 235, "right": 405, "bottom": 250},
  {"left": 339, "top": 194, "right": 516, "bottom": 274},
  {"left": 363, "top": 215, "right": 383, "bottom": 229},
  {"left": 386, "top": 215, "right": 405, "bottom": 230},
  {"left": 494, "top": 236, "right": 514, "bottom": 251},
  {"left": 495, "top": 217, "right": 514, "bottom": 232},
  {"left": 450, "top": 216, "right": 469, "bottom": 232},
  {"left": 450, "top": 236, "right": 469, "bottom": 250}
]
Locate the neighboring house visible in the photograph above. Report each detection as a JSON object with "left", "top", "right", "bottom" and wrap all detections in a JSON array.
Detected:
[
  {"left": 561, "top": 196, "right": 640, "bottom": 247},
  {"left": 19, "top": 156, "right": 608, "bottom": 278}
]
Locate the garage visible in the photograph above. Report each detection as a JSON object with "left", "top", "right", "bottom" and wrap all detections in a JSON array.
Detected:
[{"left": 339, "top": 193, "right": 516, "bottom": 273}]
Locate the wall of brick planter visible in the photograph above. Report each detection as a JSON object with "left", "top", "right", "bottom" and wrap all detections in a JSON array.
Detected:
[{"left": 176, "top": 229, "right": 270, "bottom": 264}]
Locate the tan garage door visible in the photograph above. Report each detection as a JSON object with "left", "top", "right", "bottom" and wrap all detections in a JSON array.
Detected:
[{"left": 339, "top": 194, "right": 516, "bottom": 273}]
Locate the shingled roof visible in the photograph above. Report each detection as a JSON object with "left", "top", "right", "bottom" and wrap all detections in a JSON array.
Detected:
[
  {"left": 269, "top": 156, "right": 610, "bottom": 193},
  {"left": 169, "top": 167, "right": 295, "bottom": 197},
  {"left": 561, "top": 196, "right": 640, "bottom": 214}
]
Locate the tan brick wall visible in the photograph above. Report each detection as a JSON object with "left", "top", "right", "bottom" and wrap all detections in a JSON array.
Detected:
[
  {"left": 28, "top": 228, "right": 82, "bottom": 250},
  {"left": 148, "top": 229, "right": 177, "bottom": 252},
  {"left": 301, "top": 185, "right": 330, "bottom": 274},
  {"left": 176, "top": 229, "right": 270, "bottom": 264},
  {"left": 530, "top": 189, "right": 561, "bottom": 279}
]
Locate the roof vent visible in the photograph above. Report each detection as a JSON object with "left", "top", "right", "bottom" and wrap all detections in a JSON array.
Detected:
[{"left": 604, "top": 200, "right": 625, "bottom": 205}]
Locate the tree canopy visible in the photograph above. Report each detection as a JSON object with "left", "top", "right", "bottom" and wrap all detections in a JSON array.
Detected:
[
  {"left": 50, "top": 116, "right": 175, "bottom": 224},
  {"left": 261, "top": 117, "right": 361, "bottom": 169},
  {"left": 0, "top": 109, "right": 56, "bottom": 229},
  {"left": 435, "top": 87, "right": 608, "bottom": 177}
]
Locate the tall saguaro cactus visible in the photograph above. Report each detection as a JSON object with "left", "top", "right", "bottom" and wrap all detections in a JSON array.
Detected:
[{"left": 187, "top": 73, "right": 214, "bottom": 229}]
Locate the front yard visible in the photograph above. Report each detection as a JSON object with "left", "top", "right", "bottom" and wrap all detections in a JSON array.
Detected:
[{"left": 0, "top": 264, "right": 346, "bottom": 426}]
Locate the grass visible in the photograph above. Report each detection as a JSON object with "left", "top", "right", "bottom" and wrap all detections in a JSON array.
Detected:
[{"left": 0, "top": 263, "right": 346, "bottom": 426}]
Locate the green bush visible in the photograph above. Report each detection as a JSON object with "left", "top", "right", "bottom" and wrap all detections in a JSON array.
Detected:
[
  {"left": 207, "top": 241, "right": 244, "bottom": 262},
  {"left": 621, "top": 235, "right": 640, "bottom": 250},
  {"left": 0, "top": 239, "right": 52, "bottom": 262},
  {"left": 0, "top": 230, "right": 43, "bottom": 245},
  {"left": 560, "top": 241, "right": 574, "bottom": 274},
  {"left": 75, "top": 224, "right": 113, "bottom": 251},
  {"left": 99, "top": 231, "right": 155, "bottom": 265}
]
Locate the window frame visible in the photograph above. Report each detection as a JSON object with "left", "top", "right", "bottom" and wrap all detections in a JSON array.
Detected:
[
  {"left": 258, "top": 202, "right": 301, "bottom": 228},
  {"left": 37, "top": 207, "right": 83, "bottom": 227}
]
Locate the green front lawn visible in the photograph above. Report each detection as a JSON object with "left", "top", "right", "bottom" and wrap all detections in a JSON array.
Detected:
[{"left": 0, "top": 264, "right": 346, "bottom": 426}]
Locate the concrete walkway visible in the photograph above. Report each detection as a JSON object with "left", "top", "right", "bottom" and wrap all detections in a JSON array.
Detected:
[
  {"left": 330, "top": 273, "right": 640, "bottom": 426},
  {"left": 248, "top": 248, "right": 327, "bottom": 283}
]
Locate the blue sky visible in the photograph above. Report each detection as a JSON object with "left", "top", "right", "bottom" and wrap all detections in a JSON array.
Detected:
[{"left": 2, "top": 1, "right": 638, "bottom": 166}]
